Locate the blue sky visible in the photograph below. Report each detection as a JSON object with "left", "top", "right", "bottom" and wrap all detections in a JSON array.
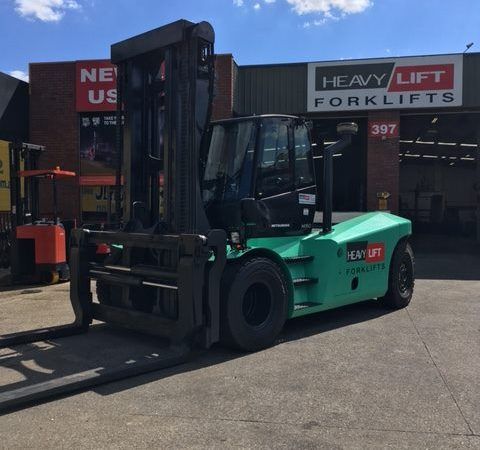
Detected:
[{"left": 1, "top": 0, "right": 479, "bottom": 81}]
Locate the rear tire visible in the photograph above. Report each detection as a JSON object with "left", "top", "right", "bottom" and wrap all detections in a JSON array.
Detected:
[
  {"left": 220, "top": 257, "right": 288, "bottom": 352},
  {"left": 380, "top": 241, "right": 415, "bottom": 309}
]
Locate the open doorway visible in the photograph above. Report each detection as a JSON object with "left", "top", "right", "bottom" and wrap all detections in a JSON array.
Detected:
[{"left": 399, "top": 113, "right": 479, "bottom": 239}]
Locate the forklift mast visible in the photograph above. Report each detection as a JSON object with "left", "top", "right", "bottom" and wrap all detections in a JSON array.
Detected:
[
  {"left": 9, "top": 142, "right": 44, "bottom": 229},
  {"left": 112, "top": 19, "right": 215, "bottom": 233}
]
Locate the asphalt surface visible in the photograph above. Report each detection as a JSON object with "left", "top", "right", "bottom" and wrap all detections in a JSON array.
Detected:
[{"left": 0, "top": 240, "right": 479, "bottom": 449}]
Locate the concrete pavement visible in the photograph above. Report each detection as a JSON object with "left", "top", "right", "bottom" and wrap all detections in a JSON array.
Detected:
[{"left": 0, "top": 247, "right": 478, "bottom": 448}]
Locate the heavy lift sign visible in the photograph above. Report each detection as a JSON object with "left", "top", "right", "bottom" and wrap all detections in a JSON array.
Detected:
[{"left": 307, "top": 55, "right": 462, "bottom": 112}]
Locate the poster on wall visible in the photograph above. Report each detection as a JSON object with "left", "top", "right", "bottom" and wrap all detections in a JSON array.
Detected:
[
  {"left": 81, "top": 186, "right": 111, "bottom": 214},
  {"left": 79, "top": 112, "right": 120, "bottom": 184},
  {"left": 307, "top": 55, "right": 463, "bottom": 112}
]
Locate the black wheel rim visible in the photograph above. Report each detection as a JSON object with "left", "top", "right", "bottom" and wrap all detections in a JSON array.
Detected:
[
  {"left": 398, "top": 254, "right": 413, "bottom": 295},
  {"left": 242, "top": 282, "right": 272, "bottom": 327}
]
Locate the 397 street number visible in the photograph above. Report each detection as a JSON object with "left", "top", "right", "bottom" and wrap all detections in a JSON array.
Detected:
[{"left": 368, "top": 121, "right": 399, "bottom": 138}]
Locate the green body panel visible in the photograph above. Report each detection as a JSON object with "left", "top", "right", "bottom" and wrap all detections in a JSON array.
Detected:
[{"left": 226, "top": 212, "right": 412, "bottom": 318}]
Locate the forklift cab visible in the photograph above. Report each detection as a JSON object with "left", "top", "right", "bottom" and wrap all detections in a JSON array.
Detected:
[{"left": 201, "top": 115, "right": 316, "bottom": 239}]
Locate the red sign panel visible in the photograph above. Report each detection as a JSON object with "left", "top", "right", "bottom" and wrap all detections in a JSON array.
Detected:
[
  {"left": 76, "top": 60, "right": 117, "bottom": 112},
  {"left": 388, "top": 64, "right": 454, "bottom": 92},
  {"left": 368, "top": 120, "right": 399, "bottom": 138},
  {"left": 366, "top": 243, "right": 385, "bottom": 263}
]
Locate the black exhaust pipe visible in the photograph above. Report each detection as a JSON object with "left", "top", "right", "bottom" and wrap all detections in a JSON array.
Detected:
[{"left": 322, "top": 122, "right": 358, "bottom": 233}]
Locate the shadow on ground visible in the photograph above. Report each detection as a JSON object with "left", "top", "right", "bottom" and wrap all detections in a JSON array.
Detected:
[{"left": 0, "top": 299, "right": 388, "bottom": 413}]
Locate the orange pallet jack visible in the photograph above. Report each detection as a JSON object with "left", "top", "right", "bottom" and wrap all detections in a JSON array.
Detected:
[{"left": 9, "top": 142, "right": 76, "bottom": 284}]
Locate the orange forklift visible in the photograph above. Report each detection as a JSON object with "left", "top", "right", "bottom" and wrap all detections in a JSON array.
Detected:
[{"left": 9, "top": 142, "right": 75, "bottom": 284}]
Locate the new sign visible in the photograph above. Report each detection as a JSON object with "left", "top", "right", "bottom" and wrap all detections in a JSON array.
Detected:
[
  {"left": 307, "top": 55, "right": 463, "bottom": 112},
  {"left": 76, "top": 60, "right": 117, "bottom": 112}
]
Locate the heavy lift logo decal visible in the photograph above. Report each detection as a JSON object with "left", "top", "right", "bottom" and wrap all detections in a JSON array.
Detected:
[{"left": 346, "top": 241, "right": 385, "bottom": 263}]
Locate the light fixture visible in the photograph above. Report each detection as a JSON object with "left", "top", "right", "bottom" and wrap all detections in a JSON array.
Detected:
[
  {"left": 431, "top": 117, "right": 438, "bottom": 124},
  {"left": 437, "top": 142, "right": 457, "bottom": 146}
]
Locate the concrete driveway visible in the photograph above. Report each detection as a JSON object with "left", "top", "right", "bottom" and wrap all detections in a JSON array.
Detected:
[{"left": 0, "top": 242, "right": 479, "bottom": 449}]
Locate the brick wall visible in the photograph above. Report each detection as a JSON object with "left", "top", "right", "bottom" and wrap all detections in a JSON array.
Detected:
[
  {"left": 366, "top": 110, "right": 400, "bottom": 213},
  {"left": 29, "top": 62, "right": 80, "bottom": 222},
  {"left": 212, "top": 54, "right": 235, "bottom": 120}
]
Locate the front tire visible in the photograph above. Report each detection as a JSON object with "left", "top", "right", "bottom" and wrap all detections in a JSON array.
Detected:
[
  {"left": 220, "top": 257, "right": 288, "bottom": 352},
  {"left": 380, "top": 241, "right": 415, "bottom": 309}
]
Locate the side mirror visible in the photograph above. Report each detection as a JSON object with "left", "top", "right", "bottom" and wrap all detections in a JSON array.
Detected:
[{"left": 336, "top": 122, "right": 358, "bottom": 137}]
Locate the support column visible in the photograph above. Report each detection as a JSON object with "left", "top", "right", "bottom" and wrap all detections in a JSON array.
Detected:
[
  {"left": 211, "top": 54, "right": 236, "bottom": 121},
  {"left": 476, "top": 131, "right": 480, "bottom": 242},
  {"left": 366, "top": 111, "right": 400, "bottom": 213}
]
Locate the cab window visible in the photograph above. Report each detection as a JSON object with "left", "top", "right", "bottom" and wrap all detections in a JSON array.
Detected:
[
  {"left": 256, "top": 120, "right": 292, "bottom": 198},
  {"left": 294, "top": 124, "right": 314, "bottom": 188}
]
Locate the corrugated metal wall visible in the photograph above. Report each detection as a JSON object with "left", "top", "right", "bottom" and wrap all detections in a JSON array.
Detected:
[
  {"left": 463, "top": 53, "right": 480, "bottom": 108},
  {"left": 235, "top": 54, "right": 480, "bottom": 115},
  {"left": 235, "top": 64, "right": 307, "bottom": 115}
]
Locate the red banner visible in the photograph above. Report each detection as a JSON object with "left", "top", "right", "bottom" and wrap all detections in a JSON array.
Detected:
[{"left": 76, "top": 60, "right": 117, "bottom": 112}]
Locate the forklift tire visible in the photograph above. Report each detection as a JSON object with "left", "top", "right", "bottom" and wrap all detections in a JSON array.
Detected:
[
  {"left": 42, "top": 270, "right": 59, "bottom": 285},
  {"left": 380, "top": 241, "right": 415, "bottom": 309},
  {"left": 220, "top": 257, "right": 288, "bottom": 352}
]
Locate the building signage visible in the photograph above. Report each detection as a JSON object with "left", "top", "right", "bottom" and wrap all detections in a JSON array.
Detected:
[
  {"left": 76, "top": 60, "right": 117, "bottom": 112},
  {"left": 307, "top": 55, "right": 463, "bottom": 112},
  {"left": 79, "top": 112, "right": 119, "bottom": 184},
  {"left": 368, "top": 120, "right": 399, "bottom": 138}
]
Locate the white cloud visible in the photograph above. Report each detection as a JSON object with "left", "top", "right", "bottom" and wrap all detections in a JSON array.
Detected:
[
  {"left": 264, "top": 0, "right": 276, "bottom": 3},
  {"left": 286, "top": 0, "right": 372, "bottom": 15},
  {"left": 254, "top": 2, "right": 261, "bottom": 9},
  {"left": 9, "top": 70, "right": 29, "bottom": 82},
  {"left": 233, "top": 0, "right": 244, "bottom": 6},
  {"left": 14, "top": 0, "right": 81, "bottom": 22}
]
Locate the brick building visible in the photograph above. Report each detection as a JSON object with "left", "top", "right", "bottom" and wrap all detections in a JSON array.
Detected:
[{"left": 29, "top": 52, "right": 480, "bottom": 238}]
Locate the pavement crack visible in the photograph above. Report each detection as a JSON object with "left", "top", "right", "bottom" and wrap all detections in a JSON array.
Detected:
[
  {"left": 130, "top": 411, "right": 479, "bottom": 438},
  {"left": 405, "top": 307, "right": 475, "bottom": 436}
]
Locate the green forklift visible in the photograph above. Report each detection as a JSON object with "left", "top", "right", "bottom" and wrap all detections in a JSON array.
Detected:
[{"left": 0, "top": 19, "right": 414, "bottom": 410}]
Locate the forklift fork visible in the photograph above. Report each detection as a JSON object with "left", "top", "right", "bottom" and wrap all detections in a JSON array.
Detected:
[{"left": 0, "top": 228, "right": 226, "bottom": 413}]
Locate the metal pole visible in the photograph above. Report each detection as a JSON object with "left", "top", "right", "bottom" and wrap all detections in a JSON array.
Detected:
[
  {"left": 323, "top": 145, "right": 333, "bottom": 233},
  {"left": 322, "top": 135, "right": 352, "bottom": 234},
  {"left": 114, "top": 65, "right": 123, "bottom": 225},
  {"left": 52, "top": 176, "right": 58, "bottom": 224}
]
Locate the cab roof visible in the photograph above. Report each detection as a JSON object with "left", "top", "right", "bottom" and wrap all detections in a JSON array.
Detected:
[{"left": 211, "top": 114, "right": 300, "bottom": 125}]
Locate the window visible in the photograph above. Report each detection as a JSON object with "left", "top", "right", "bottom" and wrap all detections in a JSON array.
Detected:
[
  {"left": 256, "top": 120, "right": 292, "bottom": 198},
  {"left": 294, "top": 124, "right": 314, "bottom": 188},
  {"left": 202, "top": 120, "right": 255, "bottom": 205}
]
